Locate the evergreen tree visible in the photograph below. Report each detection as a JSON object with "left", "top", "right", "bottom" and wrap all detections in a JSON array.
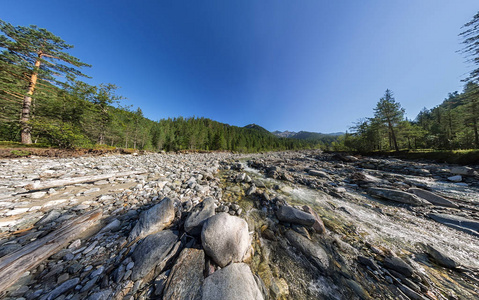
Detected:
[
  {"left": 0, "top": 19, "right": 90, "bottom": 144},
  {"left": 460, "top": 11, "right": 479, "bottom": 84},
  {"left": 374, "top": 89, "right": 404, "bottom": 151}
]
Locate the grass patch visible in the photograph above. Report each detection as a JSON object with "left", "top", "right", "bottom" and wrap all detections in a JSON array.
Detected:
[
  {"left": 0, "top": 141, "right": 51, "bottom": 148},
  {"left": 10, "top": 149, "right": 31, "bottom": 157}
]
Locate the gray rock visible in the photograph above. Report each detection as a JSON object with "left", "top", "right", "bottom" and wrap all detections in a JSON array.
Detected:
[
  {"left": 276, "top": 205, "right": 316, "bottom": 227},
  {"left": 163, "top": 248, "right": 204, "bottom": 300},
  {"left": 86, "top": 289, "right": 112, "bottom": 300},
  {"left": 428, "top": 213, "right": 479, "bottom": 234},
  {"left": 184, "top": 197, "right": 216, "bottom": 236},
  {"left": 308, "top": 169, "right": 331, "bottom": 180},
  {"left": 128, "top": 197, "right": 175, "bottom": 242},
  {"left": 368, "top": 188, "right": 431, "bottom": 206},
  {"left": 201, "top": 213, "right": 250, "bottom": 267},
  {"left": 202, "top": 263, "right": 264, "bottom": 300},
  {"left": 419, "top": 243, "right": 458, "bottom": 269},
  {"left": 99, "top": 218, "right": 121, "bottom": 233},
  {"left": 246, "top": 184, "right": 256, "bottom": 196},
  {"left": 450, "top": 166, "right": 476, "bottom": 176},
  {"left": 44, "top": 277, "right": 79, "bottom": 300},
  {"left": 447, "top": 175, "right": 462, "bottom": 182},
  {"left": 285, "top": 230, "right": 329, "bottom": 272},
  {"left": 35, "top": 210, "right": 61, "bottom": 226},
  {"left": 131, "top": 230, "right": 178, "bottom": 281},
  {"left": 407, "top": 188, "right": 458, "bottom": 208},
  {"left": 383, "top": 256, "right": 414, "bottom": 277},
  {"left": 153, "top": 270, "right": 170, "bottom": 296}
]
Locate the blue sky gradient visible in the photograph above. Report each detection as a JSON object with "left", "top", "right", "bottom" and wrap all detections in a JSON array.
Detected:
[{"left": 2, "top": 1, "right": 478, "bottom": 132}]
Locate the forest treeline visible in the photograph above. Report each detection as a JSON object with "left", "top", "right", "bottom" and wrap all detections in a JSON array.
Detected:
[
  {"left": 334, "top": 83, "right": 479, "bottom": 152},
  {"left": 0, "top": 19, "right": 328, "bottom": 152},
  {"left": 0, "top": 78, "right": 323, "bottom": 151},
  {"left": 332, "top": 11, "right": 479, "bottom": 152},
  {"left": 2, "top": 10, "right": 479, "bottom": 153}
]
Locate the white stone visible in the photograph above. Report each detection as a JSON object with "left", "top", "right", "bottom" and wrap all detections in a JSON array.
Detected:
[{"left": 447, "top": 175, "right": 462, "bottom": 182}]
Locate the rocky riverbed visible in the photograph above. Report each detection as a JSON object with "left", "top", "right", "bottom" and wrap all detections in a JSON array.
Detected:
[{"left": 0, "top": 150, "right": 478, "bottom": 299}]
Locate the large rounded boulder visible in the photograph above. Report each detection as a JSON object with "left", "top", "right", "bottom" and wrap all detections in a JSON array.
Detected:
[{"left": 201, "top": 212, "right": 250, "bottom": 267}]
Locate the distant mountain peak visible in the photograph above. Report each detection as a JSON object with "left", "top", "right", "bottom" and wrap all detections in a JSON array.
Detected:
[
  {"left": 272, "top": 130, "right": 297, "bottom": 138},
  {"left": 273, "top": 130, "right": 344, "bottom": 139}
]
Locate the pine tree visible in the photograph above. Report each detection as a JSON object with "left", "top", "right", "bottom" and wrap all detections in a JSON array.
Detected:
[
  {"left": 0, "top": 19, "right": 90, "bottom": 144},
  {"left": 374, "top": 89, "right": 405, "bottom": 152}
]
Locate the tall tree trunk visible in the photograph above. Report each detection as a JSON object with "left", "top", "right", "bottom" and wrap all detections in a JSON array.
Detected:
[
  {"left": 388, "top": 121, "right": 399, "bottom": 152},
  {"left": 474, "top": 118, "right": 479, "bottom": 148},
  {"left": 21, "top": 55, "right": 41, "bottom": 144}
]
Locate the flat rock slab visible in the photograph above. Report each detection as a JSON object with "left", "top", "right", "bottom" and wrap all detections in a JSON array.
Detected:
[
  {"left": 407, "top": 188, "right": 458, "bottom": 208},
  {"left": 185, "top": 197, "right": 216, "bottom": 236},
  {"left": 419, "top": 243, "right": 458, "bottom": 269},
  {"left": 131, "top": 230, "right": 178, "bottom": 281},
  {"left": 163, "top": 248, "right": 204, "bottom": 300},
  {"left": 202, "top": 263, "right": 264, "bottom": 300},
  {"left": 285, "top": 230, "right": 329, "bottom": 272},
  {"left": 201, "top": 212, "right": 249, "bottom": 267},
  {"left": 383, "top": 256, "right": 414, "bottom": 277},
  {"left": 368, "top": 188, "right": 431, "bottom": 206},
  {"left": 428, "top": 213, "right": 479, "bottom": 234},
  {"left": 128, "top": 197, "right": 175, "bottom": 242},
  {"left": 276, "top": 205, "right": 316, "bottom": 227}
]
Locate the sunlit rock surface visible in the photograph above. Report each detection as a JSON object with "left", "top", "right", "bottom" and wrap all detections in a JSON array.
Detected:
[{"left": 0, "top": 151, "right": 478, "bottom": 299}]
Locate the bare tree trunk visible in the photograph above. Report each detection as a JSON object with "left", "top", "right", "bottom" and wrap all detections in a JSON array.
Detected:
[
  {"left": 474, "top": 118, "right": 479, "bottom": 148},
  {"left": 21, "top": 55, "right": 41, "bottom": 144},
  {"left": 388, "top": 121, "right": 399, "bottom": 152}
]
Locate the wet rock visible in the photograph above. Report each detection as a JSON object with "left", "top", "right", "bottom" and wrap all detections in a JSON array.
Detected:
[
  {"left": 201, "top": 212, "right": 250, "bottom": 267},
  {"left": 163, "top": 248, "right": 204, "bottom": 300},
  {"left": 285, "top": 230, "right": 329, "bottom": 272},
  {"left": 202, "top": 263, "right": 264, "bottom": 300},
  {"left": 398, "top": 283, "right": 428, "bottom": 300},
  {"left": 358, "top": 255, "right": 379, "bottom": 271},
  {"left": 270, "top": 277, "right": 289, "bottom": 299},
  {"left": 128, "top": 197, "right": 175, "bottom": 242},
  {"left": 346, "top": 279, "right": 371, "bottom": 300},
  {"left": 407, "top": 188, "right": 458, "bottom": 208},
  {"left": 428, "top": 213, "right": 479, "bottom": 234},
  {"left": 130, "top": 230, "right": 178, "bottom": 281},
  {"left": 302, "top": 205, "right": 326, "bottom": 234},
  {"left": 383, "top": 256, "right": 414, "bottom": 277},
  {"left": 419, "top": 243, "right": 458, "bottom": 269},
  {"left": 276, "top": 205, "right": 316, "bottom": 227},
  {"left": 368, "top": 188, "right": 431, "bottom": 206},
  {"left": 184, "top": 197, "right": 216, "bottom": 236}
]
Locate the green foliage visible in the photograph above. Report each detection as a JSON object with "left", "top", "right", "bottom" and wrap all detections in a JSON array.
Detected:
[
  {"left": 0, "top": 18, "right": 90, "bottom": 143},
  {"left": 31, "top": 117, "right": 92, "bottom": 149},
  {"left": 345, "top": 83, "right": 479, "bottom": 152},
  {"left": 460, "top": 12, "right": 479, "bottom": 84},
  {"left": 10, "top": 149, "right": 30, "bottom": 157}
]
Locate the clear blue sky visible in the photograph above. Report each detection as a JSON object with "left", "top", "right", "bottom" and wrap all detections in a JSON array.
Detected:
[{"left": 2, "top": 1, "right": 478, "bottom": 133}]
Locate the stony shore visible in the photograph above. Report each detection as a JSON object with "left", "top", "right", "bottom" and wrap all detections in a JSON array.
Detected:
[{"left": 0, "top": 150, "right": 478, "bottom": 299}]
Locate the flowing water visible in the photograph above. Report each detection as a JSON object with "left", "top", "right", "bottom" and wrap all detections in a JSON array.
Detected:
[{"left": 235, "top": 162, "right": 479, "bottom": 299}]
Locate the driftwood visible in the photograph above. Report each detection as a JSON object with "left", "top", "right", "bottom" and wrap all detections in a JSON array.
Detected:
[
  {"left": 25, "top": 170, "right": 147, "bottom": 191},
  {"left": 0, "top": 209, "right": 103, "bottom": 293}
]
